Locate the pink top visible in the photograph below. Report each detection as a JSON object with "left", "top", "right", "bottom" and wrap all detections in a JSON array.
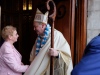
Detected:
[{"left": 0, "top": 41, "right": 29, "bottom": 75}]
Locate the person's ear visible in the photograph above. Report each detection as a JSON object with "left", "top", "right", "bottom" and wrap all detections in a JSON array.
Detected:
[{"left": 8, "top": 35, "right": 12, "bottom": 40}]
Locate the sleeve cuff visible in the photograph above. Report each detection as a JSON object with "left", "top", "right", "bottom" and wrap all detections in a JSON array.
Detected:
[{"left": 56, "top": 51, "right": 60, "bottom": 58}]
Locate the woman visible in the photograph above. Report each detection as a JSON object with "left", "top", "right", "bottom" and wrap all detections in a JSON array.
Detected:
[{"left": 0, "top": 26, "right": 29, "bottom": 75}]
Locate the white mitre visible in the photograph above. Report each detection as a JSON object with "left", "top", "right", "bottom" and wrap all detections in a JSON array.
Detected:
[{"left": 34, "top": 8, "right": 49, "bottom": 24}]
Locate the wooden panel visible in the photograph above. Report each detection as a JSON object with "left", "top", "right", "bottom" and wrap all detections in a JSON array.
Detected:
[
  {"left": 55, "top": 0, "right": 75, "bottom": 62},
  {"left": 70, "top": 0, "right": 75, "bottom": 64},
  {"left": 55, "top": 0, "right": 71, "bottom": 43},
  {"left": 74, "top": 0, "right": 87, "bottom": 65}
]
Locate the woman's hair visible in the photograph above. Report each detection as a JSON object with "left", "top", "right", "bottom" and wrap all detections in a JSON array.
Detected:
[{"left": 1, "top": 26, "right": 16, "bottom": 40}]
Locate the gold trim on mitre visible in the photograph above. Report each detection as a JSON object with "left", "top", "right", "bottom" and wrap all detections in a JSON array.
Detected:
[{"left": 34, "top": 8, "right": 49, "bottom": 24}]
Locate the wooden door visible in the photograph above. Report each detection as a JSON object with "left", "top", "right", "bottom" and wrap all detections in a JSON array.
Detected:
[
  {"left": 74, "top": 0, "right": 87, "bottom": 65},
  {"left": 54, "top": 0, "right": 75, "bottom": 64}
]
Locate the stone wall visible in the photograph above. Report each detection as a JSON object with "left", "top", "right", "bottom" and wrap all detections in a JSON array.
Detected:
[{"left": 87, "top": 0, "right": 100, "bottom": 43}]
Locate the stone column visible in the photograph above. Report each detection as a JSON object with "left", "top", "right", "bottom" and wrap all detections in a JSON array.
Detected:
[{"left": 87, "top": 0, "right": 100, "bottom": 43}]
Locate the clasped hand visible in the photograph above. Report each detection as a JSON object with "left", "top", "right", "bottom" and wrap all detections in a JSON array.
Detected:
[{"left": 49, "top": 48, "right": 59, "bottom": 57}]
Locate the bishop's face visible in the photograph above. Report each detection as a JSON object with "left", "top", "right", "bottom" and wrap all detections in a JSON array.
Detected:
[{"left": 33, "top": 21, "right": 46, "bottom": 36}]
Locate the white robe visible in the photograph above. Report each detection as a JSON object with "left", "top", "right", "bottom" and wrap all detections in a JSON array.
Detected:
[{"left": 24, "top": 29, "right": 73, "bottom": 75}]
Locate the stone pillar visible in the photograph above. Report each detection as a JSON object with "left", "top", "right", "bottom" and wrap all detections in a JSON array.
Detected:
[{"left": 87, "top": 0, "right": 100, "bottom": 43}]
